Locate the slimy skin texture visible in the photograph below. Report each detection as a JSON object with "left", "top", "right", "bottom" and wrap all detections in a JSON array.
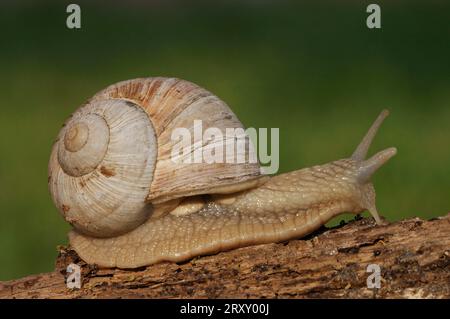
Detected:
[{"left": 69, "top": 111, "right": 397, "bottom": 268}]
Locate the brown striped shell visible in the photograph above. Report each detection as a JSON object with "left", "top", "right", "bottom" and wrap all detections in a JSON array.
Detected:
[{"left": 48, "top": 78, "right": 262, "bottom": 238}]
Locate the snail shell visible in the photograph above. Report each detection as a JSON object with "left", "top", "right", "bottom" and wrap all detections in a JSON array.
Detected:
[{"left": 48, "top": 78, "right": 262, "bottom": 238}]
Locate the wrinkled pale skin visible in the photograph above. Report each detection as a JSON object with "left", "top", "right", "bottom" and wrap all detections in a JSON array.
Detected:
[{"left": 70, "top": 110, "right": 397, "bottom": 268}]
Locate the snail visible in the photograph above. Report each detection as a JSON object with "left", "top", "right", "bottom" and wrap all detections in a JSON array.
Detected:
[{"left": 48, "top": 77, "right": 397, "bottom": 268}]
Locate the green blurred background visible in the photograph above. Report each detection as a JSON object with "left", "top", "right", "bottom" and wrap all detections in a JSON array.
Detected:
[{"left": 0, "top": 0, "right": 449, "bottom": 280}]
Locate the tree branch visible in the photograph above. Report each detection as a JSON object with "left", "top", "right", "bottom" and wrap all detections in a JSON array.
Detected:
[{"left": 1, "top": 214, "right": 449, "bottom": 298}]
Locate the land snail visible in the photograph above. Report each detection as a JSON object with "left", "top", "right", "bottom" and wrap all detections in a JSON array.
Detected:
[{"left": 48, "top": 77, "right": 397, "bottom": 268}]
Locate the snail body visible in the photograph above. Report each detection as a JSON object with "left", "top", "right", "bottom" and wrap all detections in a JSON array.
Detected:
[{"left": 48, "top": 77, "right": 396, "bottom": 268}]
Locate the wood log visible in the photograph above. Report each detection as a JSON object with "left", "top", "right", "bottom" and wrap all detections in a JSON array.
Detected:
[{"left": 1, "top": 214, "right": 449, "bottom": 299}]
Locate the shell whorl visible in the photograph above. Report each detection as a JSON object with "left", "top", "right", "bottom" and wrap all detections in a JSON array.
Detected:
[
  {"left": 49, "top": 99, "right": 157, "bottom": 237},
  {"left": 91, "top": 77, "right": 262, "bottom": 203},
  {"left": 48, "top": 77, "right": 262, "bottom": 238},
  {"left": 58, "top": 113, "right": 109, "bottom": 176}
]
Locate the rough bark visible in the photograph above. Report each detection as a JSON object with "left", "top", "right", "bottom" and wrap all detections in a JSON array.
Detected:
[{"left": 1, "top": 214, "right": 449, "bottom": 299}]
